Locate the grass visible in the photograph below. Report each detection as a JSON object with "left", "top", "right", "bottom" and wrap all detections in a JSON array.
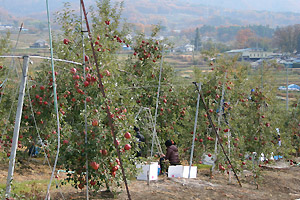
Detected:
[
  {"left": 194, "top": 164, "right": 212, "bottom": 169},
  {"left": 0, "top": 178, "right": 58, "bottom": 199}
]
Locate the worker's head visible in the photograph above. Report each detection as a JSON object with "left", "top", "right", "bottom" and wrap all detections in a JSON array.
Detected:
[
  {"left": 134, "top": 126, "right": 139, "bottom": 132},
  {"left": 165, "top": 140, "right": 172, "bottom": 147}
]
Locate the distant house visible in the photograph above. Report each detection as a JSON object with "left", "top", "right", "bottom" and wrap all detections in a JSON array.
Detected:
[
  {"left": 184, "top": 44, "right": 194, "bottom": 52},
  {"left": 0, "top": 24, "right": 13, "bottom": 31},
  {"left": 278, "top": 84, "right": 300, "bottom": 91},
  {"left": 30, "top": 40, "right": 49, "bottom": 48},
  {"left": 226, "top": 48, "right": 276, "bottom": 61},
  {"left": 122, "top": 44, "right": 132, "bottom": 50},
  {"left": 172, "top": 44, "right": 195, "bottom": 52}
]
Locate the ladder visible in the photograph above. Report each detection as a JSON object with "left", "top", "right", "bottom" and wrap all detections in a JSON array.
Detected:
[{"left": 135, "top": 107, "right": 163, "bottom": 155}]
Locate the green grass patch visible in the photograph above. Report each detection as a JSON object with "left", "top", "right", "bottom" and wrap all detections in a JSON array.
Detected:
[
  {"left": 0, "top": 179, "right": 57, "bottom": 199},
  {"left": 194, "top": 164, "right": 212, "bottom": 169}
]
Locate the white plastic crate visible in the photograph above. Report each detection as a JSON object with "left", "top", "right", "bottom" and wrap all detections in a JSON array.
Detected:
[
  {"left": 168, "top": 165, "right": 197, "bottom": 178},
  {"left": 182, "top": 166, "right": 197, "bottom": 178},
  {"left": 136, "top": 162, "right": 158, "bottom": 181}
]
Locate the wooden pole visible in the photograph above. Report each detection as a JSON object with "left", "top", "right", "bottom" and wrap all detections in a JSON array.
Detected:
[{"left": 80, "top": 1, "right": 131, "bottom": 199}]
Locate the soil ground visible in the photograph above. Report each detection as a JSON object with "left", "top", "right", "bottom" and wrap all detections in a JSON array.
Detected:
[{"left": 1, "top": 158, "right": 300, "bottom": 200}]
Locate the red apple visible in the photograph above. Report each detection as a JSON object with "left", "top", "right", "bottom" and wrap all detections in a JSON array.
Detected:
[
  {"left": 90, "top": 180, "right": 96, "bottom": 186},
  {"left": 86, "top": 97, "right": 91, "bottom": 102},
  {"left": 111, "top": 171, "right": 116, "bottom": 177},
  {"left": 124, "top": 144, "right": 131, "bottom": 150},
  {"left": 78, "top": 184, "right": 84, "bottom": 189},
  {"left": 223, "top": 128, "right": 229, "bottom": 133},
  {"left": 208, "top": 153, "right": 212, "bottom": 157},
  {"left": 63, "top": 38, "right": 70, "bottom": 45},
  {"left": 70, "top": 68, "right": 77, "bottom": 74},
  {"left": 124, "top": 132, "right": 131, "bottom": 139},
  {"left": 90, "top": 161, "right": 99, "bottom": 170},
  {"left": 84, "top": 81, "right": 89, "bottom": 87},
  {"left": 63, "top": 140, "right": 69, "bottom": 145},
  {"left": 101, "top": 149, "right": 108, "bottom": 156},
  {"left": 112, "top": 166, "right": 119, "bottom": 172},
  {"left": 104, "top": 69, "right": 111, "bottom": 77},
  {"left": 92, "top": 119, "right": 98, "bottom": 127}
]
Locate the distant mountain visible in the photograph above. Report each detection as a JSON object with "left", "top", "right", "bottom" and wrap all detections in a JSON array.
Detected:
[
  {"left": 1, "top": 0, "right": 300, "bottom": 29},
  {"left": 187, "top": 0, "right": 300, "bottom": 13},
  {"left": 119, "top": 0, "right": 300, "bottom": 29}
]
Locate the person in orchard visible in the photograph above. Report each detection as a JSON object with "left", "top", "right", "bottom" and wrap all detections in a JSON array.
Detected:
[
  {"left": 134, "top": 126, "right": 145, "bottom": 157},
  {"left": 164, "top": 140, "right": 180, "bottom": 165},
  {"left": 160, "top": 140, "right": 180, "bottom": 174}
]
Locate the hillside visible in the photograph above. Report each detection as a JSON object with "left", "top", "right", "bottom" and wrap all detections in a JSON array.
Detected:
[
  {"left": 1, "top": 0, "right": 300, "bottom": 30},
  {"left": 119, "top": 0, "right": 300, "bottom": 29}
]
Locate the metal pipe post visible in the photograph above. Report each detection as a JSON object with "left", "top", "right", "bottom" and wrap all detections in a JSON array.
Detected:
[
  {"left": 5, "top": 56, "right": 29, "bottom": 198},
  {"left": 188, "top": 82, "right": 201, "bottom": 178},
  {"left": 151, "top": 46, "right": 164, "bottom": 157}
]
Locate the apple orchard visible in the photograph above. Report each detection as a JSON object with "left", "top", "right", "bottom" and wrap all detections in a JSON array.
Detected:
[{"left": 0, "top": 0, "right": 299, "bottom": 194}]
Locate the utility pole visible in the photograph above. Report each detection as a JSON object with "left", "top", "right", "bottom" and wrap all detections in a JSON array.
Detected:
[
  {"left": 284, "top": 62, "right": 292, "bottom": 111},
  {"left": 286, "top": 63, "right": 289, "bottom": 111},
  {"left": 5, "top": 56, "right": 29, "bottom": 198}
]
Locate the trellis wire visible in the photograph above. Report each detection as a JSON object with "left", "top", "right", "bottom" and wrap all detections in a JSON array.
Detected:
[
  {"left": 0, "top": 86, "right": 19, "bottom": 138},
  {"left": 26, "top": 82, "right": 65, "bottom": 200},
  {"left": 213, "top": 72, "right": 227, "bottom": 172},
  {"left": 0, "top": 56, "right": 82, "bottom": 66}
]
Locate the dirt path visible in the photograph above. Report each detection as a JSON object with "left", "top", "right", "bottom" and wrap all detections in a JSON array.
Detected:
[{"left": 1, "top": 159, "right": 300, "bottom": 199}]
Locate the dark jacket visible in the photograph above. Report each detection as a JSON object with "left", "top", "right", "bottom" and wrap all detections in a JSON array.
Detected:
[{"left": 166, "top": 145, "right": 180, "bottom": 165}]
